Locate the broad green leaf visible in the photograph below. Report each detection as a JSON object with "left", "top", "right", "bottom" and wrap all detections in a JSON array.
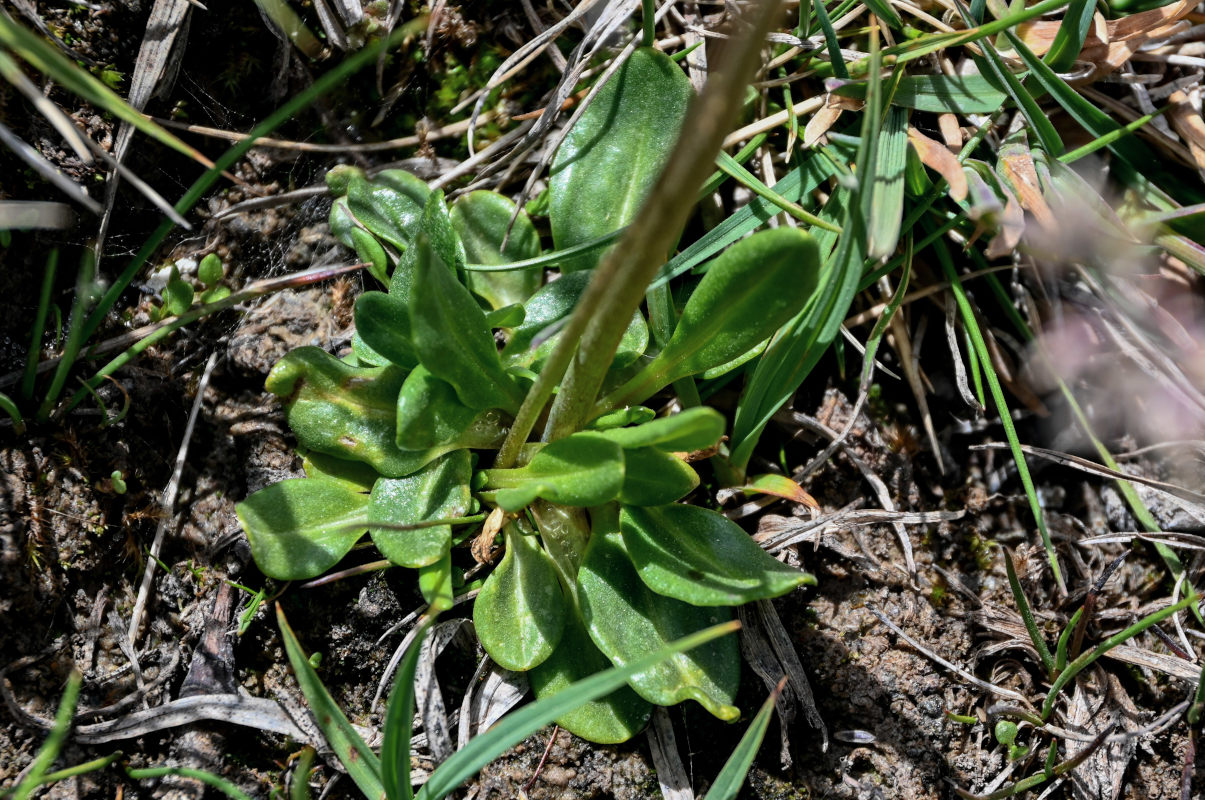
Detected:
[
  {"left": 349, "top": 226, "right": 389, "bottom": 283},
  {"left": 604, "top": 228, "right": 820, "bottom": 408},
  {"left": 831, "top": 74, "right": 1007, "bottom": 113},
  {"left": 484, "top": 433, "right": 625, "bottom": 512},
  {"left": 483, "top": 304, "right": 525, "bottom": 329},
  {"left": 451, "top": 190, "right": 542, "bottom": 309},
  {"left": 396, "top": 365, "right": 493, "bottom": 451},
  {"left": 578, "top": 522, "right": 739, "bottom": 720},
  {"left": 415, "top": 190, "right": 466, "bottom": 278},
  {"left": 502, "top": 271, "right": 647, "bottom": 371},
  {"left": 525, "top": 611, "right": 653, "bottom": 745},
  {"left": 381, "top": 622, "right": 430, "bottom": 800},
  {"left": 301, "top": 451, "right": 380, "bottom": 492},
  {"left": 618, "top": 447, "right": 699, "bottom": 507},
  {"left": 474, "top": 525, "right": 567, "bottom": 670},
  {"left": 329, "top": 165, "right": 429, "bottom": 251},
  {"left": 355, "top": 291, "right": 418, "bottom": 369},
  {"left": 266, "top": 346, "right": 431, "bottom": 477},
  {"left": 700, "top": 680, "right": 784, "bottom": 800},
  {"left": 418, "top": 550, "right": 455, "bottom": 615},
  {"left": 369, "top": 451, "right": 471, "bottom": 568},
  {"left": 597, "top": 407, "right": 725, "bottom": 452},
  {"left": 415, "top": 618, "right": 738, "bottom": 795},
  {"left": 621, "top": 504, "right": 811, "bottom": 606},
  {"left": 238, "top": 477, "right": 370, "bottom": 581},
  {"left": 549, "top": 47, "right": 693, "bottom": 272},
  {"left": 409, "top": 236, "right": 525, "bottom": 412},
  {"left": 162, "top": 275, "right": 193, "bottom": 317},
  {"left": 277, "top": 607, "right": 384, "bottom": 797}
]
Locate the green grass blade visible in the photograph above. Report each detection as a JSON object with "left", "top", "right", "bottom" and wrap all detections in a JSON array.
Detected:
[
  {"left": 12, "top": 671, "right": 80, "bottom": 800},
  {"left": 277, "top": 605, "right": 385, "bottom": 798},
  {"left": 812, "top": 0, "right": 849, "bottom": 80},
  {"left": 414, "top": 621, "right": 741, "bottom": 800},
  {"left": 700, "top": 678, "right": 786, "bottom": 800},
  {"left": 1002, "top": 29, "right": 1204, "bottom": 205},
  {"left": 930, "top": 233, "right": 1063, "bottom": 589},
  {"left": 381, "top": 622, "right": 430, "bottom": 800},
  {"left": 1041, "top": 592, "right": 1198, "bottom": 719},
  {"left": 715, "top": 151, "right": 841, "bottom": 232},
  {"left": 729, "top": 27, "right": 883, "bottom": 472},
  {"left": 125, "top": 767, "right": 253, "bottom": 800},
  {"left": 1043, "top": 0, "right": 1094, "bottom": 73},
  {"left": 1003, "top": 549, "right": 1055, "bottom": 676},
  {"left": 831, "top": 74, "right": 1008, "bottom": 114},
  {"left": 36, "top": 245, "right": 96, "bottom": 421},
  {"left": 0, "top": 391, "right": 23, "bottom": 435},
  {"left": 0, "top": 9, "right": 211, "bottom": 166},
  {"left": 868, "top": 105, "right": 908, "bottom": 259},
  {"left": 1054, "top": 607, "right": 1082, "bottom": 675}
]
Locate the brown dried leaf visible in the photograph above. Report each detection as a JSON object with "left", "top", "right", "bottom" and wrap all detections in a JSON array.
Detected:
[
  {"left": 997, "top": 149, "right": 1056, "bottom": 230},
  {"left": 908, "top": 126, "right": 968, "bottom": 201},
  {"left": 1168, "top": 89, "right": 1205, "bottom": 170},
  {"left": 938, "top": 113, "right": 963, "bottom": 152},
  {"left": 803, "top": 94, "right": 845, "bottom": 148}
]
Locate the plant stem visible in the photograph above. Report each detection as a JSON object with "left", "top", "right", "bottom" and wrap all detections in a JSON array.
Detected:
[{"left": 540, "top": 0, "right": 787, "bottom": 442}]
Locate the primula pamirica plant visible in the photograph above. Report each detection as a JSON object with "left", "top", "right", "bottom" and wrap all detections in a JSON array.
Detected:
[{"left": 237, "top": 46, "right": 820, "bottom": 744}]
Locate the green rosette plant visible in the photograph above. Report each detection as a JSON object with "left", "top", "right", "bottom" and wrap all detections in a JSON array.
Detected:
[{"left": 237, "top": 45, "right": 821, "bottom": 744}]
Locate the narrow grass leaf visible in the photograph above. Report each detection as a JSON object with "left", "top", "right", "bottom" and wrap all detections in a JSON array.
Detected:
[
  {"left": 276, "top": 606, "right": 385, "bottom": 797},
  {"left": 1043, "top": 0, "right": 1094, "bottom": 73},
  {"left": 1003, "top": 548, "right": 1055, "bottom": 676},
  {"left": 414, "top": 621, "right": 741, "bottom": 800},
  {"left": 125, "top": 767, "right": 253, "bottom": 800},
  {"left": 381, "top": 622, "right": 430, "bottom": 800},
  {"left": 812, "top": 0, "right": 849, "bottom": 80},
  {"left": 831, "top": 74, "right": 1007, "bottom": 114},
  {"left": 700, "top": 678, "right": 786, "bottom": 800},
  {"left": 868, "top": 106, "right": 908, "bottom": 259},
  {"left": 12, "top": 671, "right": 80, "bottom": 800}
]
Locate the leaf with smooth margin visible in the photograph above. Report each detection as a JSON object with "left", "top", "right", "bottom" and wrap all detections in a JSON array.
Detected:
[
  {"left": 369, "top": 450, "right": 471, "bottom": 568},
  {"left": 301, "top": 451, "right": 380, "bottom": 492},
  {"left": 395, "top": 365, "right": 482, "bottom": 451},
  {"left": 501, "top": 271, "right": 648, "bottom": 371},
  {"left": 597, "top": 407, "right": 725, "bottom": 452},
  {"left": 700, "top": 679, "right": 785, "bottom": 800},
  {"left": 618, "top": 447, "right": 700, "bottom": 506},
  {"left": 266, "top": 347, "right": 431, "bottom": 478},
  {"left": 418, "top": 550, "right": 455, "bottom": 616},
  {"left": 485, "top": 433, "right": 625, "bottom": 512},
  {"left": 868, "top": 107, "right": 908, "bottom": 260},
  {"left": 415, "top": 190, "right": 466, "bottom": 278},
  {"left": 277, "top": 606, "right": 383, "bottom": 797},
  {"left": 381, "top": 622, "right": 430, "bottom": 800},
  {"left": 330, "top": 165, "right": 429, "bottom": 251},
  {"left": 474, "top": 525, "right": 567, "bottom": 670},
  {"left": 355, "top": 291, "right": 418, "bottom": 370},
  {"left": 621, "top": 504, "right": 810, "bottom": 606},
  {"left": 238, "top": 478, "right": 369, "bottom": 580},
  {"left": 418, "top": 622, "right": 741, "bottom": 794},
  {"left": 451, "top": 190, "right": 541, "bottom": 309},
  {"left": 831, "top": 74, "right": 1007, "bottom": 114},
  {"left": 549, "top": 47, "right": 693, "bottom": 272},
  {"left": 409, "top": 235, "right": 525, "bottom": 412},
  {"left": 604, "top": 228, "right": 820, "bottom": 410},
  {"left": 577, "top": 523, "right": 739, "bottom": 721}
]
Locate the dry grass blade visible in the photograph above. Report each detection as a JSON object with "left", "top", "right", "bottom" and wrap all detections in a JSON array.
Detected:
[
  {"left": 0, "top": 121, "right": 102, "bottom": 213},
  {"left": 0, "top": 200, "right": 76, "bottom": 230},
  {"left": 648, "top": 708, "right": 695, "bottom": 800}
]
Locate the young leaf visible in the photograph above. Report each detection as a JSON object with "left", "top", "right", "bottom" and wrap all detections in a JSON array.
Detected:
[
  {"left": 577, "top": 522, "right": 739, "bottom": 721},
  {"left": 602, "top": 228, "right": 820, "bottom": 410},
  {"left": 408, "top": 235, "right": 525, "bottom": 412},
  {"left": 474, "top": 525, "right": 568, "bottom": 670},
  {"left": 198, "top": 252, "right": 223, "bottom": 287},
  {"left": 620, "top": 504, "right": 811, "bottom": 606},
  {"left": 618, "top": 447, "right": 699, "bottom": 506},
  {"left": 369, "top": 451, "right": 471, "bottom": 568},
  {"left": 451, "top": 190, "right": 542, "bottom": 309},
  {"left": 418, "top": 550, "right": 455, "bottom": 616},
  {"left": 415, "top": 190, "right": 467, "bottom": 278},
  {"left": 549, "top": 47, "right": 693, "bottom": 272},
  {"left": 277, "top": 606, "right": 384, "bottom": 797},
  {"left": 597, "top": 406, "right": 725, "bottom": 452},
  {"left": 395, "top": 365, "right": 499, "bottom": 451},
  {"left": 266, "top": 347, "right": 429, "bottom": 477},
  {"left": 355, "top": 291, "right": 418, "bottom": 369},
  {"left": 237, "top": 477, "right": 370, "bottom": 580},
  {"left": 329, "top": 165, "right": 429, "bottom": 251},
  {"left": 484, "top": 433, "right": 625, "bottom": 512}
]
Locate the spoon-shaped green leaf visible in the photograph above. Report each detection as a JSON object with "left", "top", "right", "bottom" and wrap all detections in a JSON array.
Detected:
[
  {"left": 451, "top": 190, "right": 541, "bottom": 309},
  {"left": 620, "top": 504, "right": 812, "bottom": 606},
  {"left": 597, "top": 406, "right": 725, "bottom": 452},
  {"left": 618, "top": 447, "right": 699, "bottom": 506},
  {"left": 409, "top": 235, "right": 525, "bottom": 412},
  {"left": 329, "top": 165, "right": 429, "bottom": 251},
  {"left": 238, "top": 477, "right": 370, "bottom": 580},
  {"left": 599, "top": 227, "right": 821, "bottom": 412},
  {"left": 395, "top": 365, "right": 507, "bottom": 451},
  {"left": 577, "top": 519, "right": 739, "bottom": 720},
  {"left": 369, "top": 450, "right": 471, "bottom": 568},
  {"left": 354, "top": 291, "right": 418, "bottom": 369},
  {"left": 482, "top": 433, "right": 625, "bottom": 512},
  {"left": 474, "top": 525, "right": 567, "bottom": 670}
]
